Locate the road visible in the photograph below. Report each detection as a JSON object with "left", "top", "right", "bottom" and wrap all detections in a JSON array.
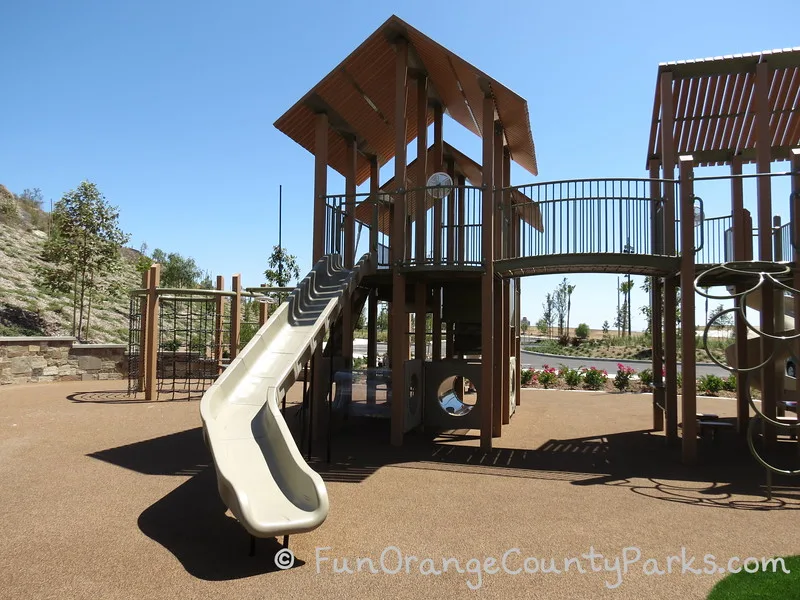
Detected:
[
  {"left": 353, "top": 338, "right": 730, "bottom": 378},
  {"left": 520, "top": 349, "right": 729, "bottom": 378}
]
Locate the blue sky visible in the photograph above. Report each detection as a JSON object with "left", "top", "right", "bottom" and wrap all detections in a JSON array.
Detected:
[{"left": 2, "top": 0, "right": 797, "bottom": 331}]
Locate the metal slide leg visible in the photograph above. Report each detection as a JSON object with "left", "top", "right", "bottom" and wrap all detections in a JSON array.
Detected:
[
  {"left": 249, "top": 534, "right": 256, "bottom": 557},
  {"left": 282, "top": 535, "right": 289, "bottom": 548}
]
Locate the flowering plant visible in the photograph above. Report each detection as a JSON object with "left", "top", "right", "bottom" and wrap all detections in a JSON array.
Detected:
[
  {"left": 537, "top": 364, "right": 559, "bottom": 389},
  {"left": 583, "top": 366, "right": 608, "bottom": 390},
  {"left": 614, "top": 363, "right": 636, "bottom": 391}
]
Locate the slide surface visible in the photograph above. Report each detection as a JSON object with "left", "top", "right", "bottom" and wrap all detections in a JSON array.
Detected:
[{"left": 200, "top": 254, "right": 369, "bottom": 537}]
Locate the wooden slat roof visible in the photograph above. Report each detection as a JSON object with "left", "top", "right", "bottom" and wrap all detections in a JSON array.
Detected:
[
  {"left": 274, "top": 15, "right": 538, "bottom": 185},
  {"left": 647, "top": 47, "right": 800, "bottom": 167},
  {"left": 353, "top": 142, "right": 543, "bottom": 234}
]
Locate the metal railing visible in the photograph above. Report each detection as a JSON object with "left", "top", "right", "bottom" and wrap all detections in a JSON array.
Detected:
[
  {"left": 322, "top": 171, "right": 797, "bottom": 272},
  {"left": 509, "top": 178, "right": 665, "bottom": 260},
  {"left": 687, "top": 215, "right": 732, "bottom": 265}
]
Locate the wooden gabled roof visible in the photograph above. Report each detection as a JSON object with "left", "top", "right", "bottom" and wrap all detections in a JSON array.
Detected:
[
  {"left": 648, "top": 47, "right": 800, "bottom": 167},
  {"left": 274, "top": 15, "right": 538, "bottom": 185}
]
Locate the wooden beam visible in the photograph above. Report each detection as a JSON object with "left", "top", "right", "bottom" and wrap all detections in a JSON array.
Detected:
[
  {"left": 229, "top": 274, "right": 242, "bottom": 361},
  {"left": 755, "top": 60, "right": 778, "bottom": 444},
  {"left": 679, "top": 155, "right": 697, "bottom": 464},
  {"left": 391, "top": 37, "right": 409, "bottom": 447},
  {"left": 144, "top": 264, "right": 161, "bottom": 401},
  {"left": 660, "top": 70, "right": 679, "bottom": 443},
  {"left": 313, "top": 113, "right": 329, "bottom": 262},
  {"left": 480, "top": 94, "right": 495, "bottom": 451}
]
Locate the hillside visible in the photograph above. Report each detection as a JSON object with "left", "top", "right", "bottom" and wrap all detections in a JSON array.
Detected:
[{"left": 0, "top": 185, "right": 141, "bottom": 343}]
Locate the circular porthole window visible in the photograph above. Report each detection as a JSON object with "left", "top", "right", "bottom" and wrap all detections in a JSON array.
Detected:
[{"left": 437, "top": 375, "right": 476, "bottom": 416}]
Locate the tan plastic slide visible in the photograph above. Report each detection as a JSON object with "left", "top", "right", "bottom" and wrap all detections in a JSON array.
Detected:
[
  {"left": 200, "top": 253, "right": 370, "bottom": 537},
  {"left": 724, "top": 289, "right": 796, "bottom": 392}
]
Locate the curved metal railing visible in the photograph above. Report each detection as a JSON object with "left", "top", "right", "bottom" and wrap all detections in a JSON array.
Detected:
[{"left": 696, "top": 262, "right": 800, "bottom": 497}]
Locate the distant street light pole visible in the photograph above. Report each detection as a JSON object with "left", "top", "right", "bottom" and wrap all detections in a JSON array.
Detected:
[{"left": 278, "top": 184, "right": 283, "bottom": 285}]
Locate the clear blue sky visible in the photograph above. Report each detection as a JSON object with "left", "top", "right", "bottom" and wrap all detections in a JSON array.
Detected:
[{"left": 2, "top": 1, "right": 797, "bottom": 331}]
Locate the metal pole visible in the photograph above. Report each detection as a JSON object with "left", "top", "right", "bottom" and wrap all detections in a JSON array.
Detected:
[{"left": 278, "top": 184, "right": 283, "bottom": 286}]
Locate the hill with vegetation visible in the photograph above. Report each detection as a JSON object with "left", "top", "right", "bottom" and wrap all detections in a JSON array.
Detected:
[{"left": 0, "top": 184, "right": 141, "bottom": 343}]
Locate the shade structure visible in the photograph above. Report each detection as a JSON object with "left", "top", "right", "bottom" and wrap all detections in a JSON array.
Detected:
[
  {"left": 647, "top": 47, "right": 800, "bottom": 167},
  {"left": 274, "top": 15, "right": 538, "bottom": 185}
]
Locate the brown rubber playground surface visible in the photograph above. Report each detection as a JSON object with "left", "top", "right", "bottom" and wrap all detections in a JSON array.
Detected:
[{"left": 1, "top": 380, "right": 799, "bottom": 599}]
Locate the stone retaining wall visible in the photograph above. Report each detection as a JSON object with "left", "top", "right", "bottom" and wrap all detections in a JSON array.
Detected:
[{"left": 0, "top": 337, "right": 127, "bottom": 385}]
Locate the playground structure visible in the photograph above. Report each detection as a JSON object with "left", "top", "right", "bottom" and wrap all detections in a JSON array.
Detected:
[
  {"left": 127, "top": 265, "right": 291, "bottom": 401},
  {"left": 196, "top": 16, "right": 800, "bottom": 543}
]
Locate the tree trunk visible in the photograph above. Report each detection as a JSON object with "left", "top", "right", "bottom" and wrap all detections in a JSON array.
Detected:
[
  {"left": 85, "top": 270, "right": 94, "bottom": 341},
  {"left": 71, "top": 269, "right": 78, "bottom": 338}
]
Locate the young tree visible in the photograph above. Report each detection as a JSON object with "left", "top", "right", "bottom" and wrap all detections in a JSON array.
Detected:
[
  {"left": 376, "top": 303, "right": 389, "bottom": 332},
  {"left": 37, "top": 181, "right": 129, "bottom": 340},
  {"left": 151, "top": 248, "right": 203, "bottom": 288},
  {"left": 602, "top": 320, "right": 610, "bottom": 337},
  {"left": 542, "top": 293, "right": 555, "bottom": 339},
  {"left": 264, "top": 245, "right": 300, "bottom": 303},
  {"left": 553, "top": 278, "right": 570, "bottom": 338},
  {"left": 536, "top": 317, "right": 548, "bottom": 336}
]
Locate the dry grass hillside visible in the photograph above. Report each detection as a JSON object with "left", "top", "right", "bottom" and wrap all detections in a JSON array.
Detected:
[{"left": 0, "top": 184, "right": 140, "bottom": 343}]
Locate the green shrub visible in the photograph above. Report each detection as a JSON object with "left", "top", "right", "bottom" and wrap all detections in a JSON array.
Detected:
[
  {"left": 639, "top": 368, "right": 653, "bottom": 388},
  {"left": 189, "top": 334, "right": 208, "bottom": 353},
  {"left": 613, "top": 363, "right": 636, "bottom": 391},
  {"left": 521, "top": 368, "right": 534, "bottom": 386},
  {"left": 723, "top": 374, "right": 736, "bottom": 392},
  {"left": 352, "top": 356, "right": 367, "bottom": 369},
  {"left": 698, "top": 374, "right": 724, "bottom": 396},
  {"left": 161, "top": 339, "right": 181, "bottom": 352},
  {"left": 575, "top": 323, "right": 590, "bottom": 340},
  {"left": 0, "top": 197, "right": 19, "bottom": 224},
  {"left": 560, "top": 365, "right": 583, "bottom": 388},
  {"left": 583, "top": 367, "right": 608, "bottom": 390}
]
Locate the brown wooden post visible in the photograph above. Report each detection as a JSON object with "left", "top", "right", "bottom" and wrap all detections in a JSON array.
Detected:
[
  {"left": 504, "top": 149, "right": 521, "bottom": 407},
  {"left": 368, "top": 157, "right": 379, "bottom": 380},
  {"left": 731, "top": 156, "right": 749, "bottom": 433},
  {"left": 313, "top": 113, "right": 329, "bottom": 262},
  {"left": 229, "top": 274, "right": 241, "bottom": 361},
  {"left": 344, "top": 136, "right": 357, "bottom": 268},
  {"left": 679, "top": 156, "right": 697, "bottom": 463},
  {"left": 480, "top": 95, "right": 495, "bottom": 450},
  {"left": 215, "top": 276, "right": 225, "bottom": 373},
  {"left": 446, "top": 158, "right": 456, "bottom": 265},
  {"left": 492, "top": 123, "right": 507, "bottom": 431},
  {"left": 791, "top": 149, "right": 800, "bottom": 414},
  {"left": 433, "top": 102, "right": 444, "bottom": 265},
  {"left": 390, "top": 37, "right": 409, "bottom": 447},
  {"left": 755, "top": 61, "right": 778, "bottom": 442},
  {"left": 649, "top": 159, "right": 664, "bottom": 431},
  {"left": 431, "top": 103, "right": 444, "bottom": 361},
  {"left": 660, "top": 70, "right": 679, "bottom": 442},
  {"left": 457, "top": 174, "right": 466, "bottom": 263},
  {"left": 137, "top": 270, "right": 150, "bottom": 392},
  {"left": 144, "top": 264, "right": 161, "bottom": 401},
  {"left": 258, "top": 283, "right": 268, "bottom": 327},
  {"left": 370, "top": 158, "right": 379, "bottom": 259},
  {"left": 342, "top": 136, "right": 357, "bottom": 365},
  {"left": 414, "top": 74, "right": 428, "bottom": 363}
]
